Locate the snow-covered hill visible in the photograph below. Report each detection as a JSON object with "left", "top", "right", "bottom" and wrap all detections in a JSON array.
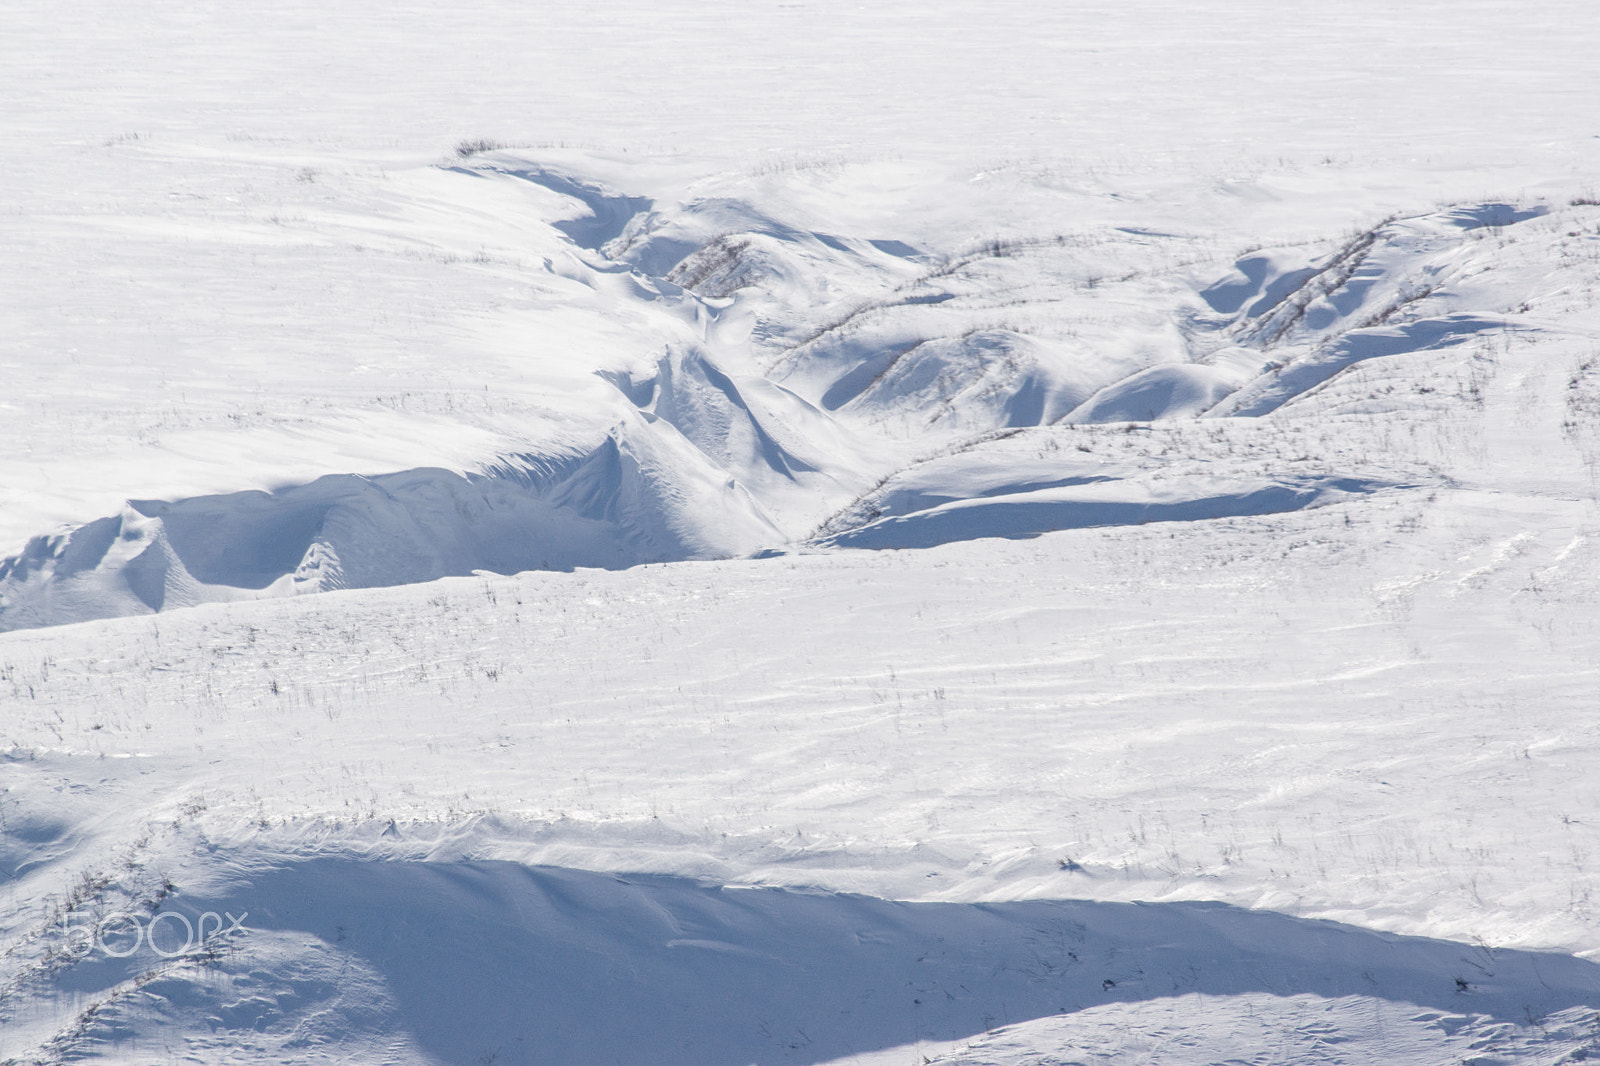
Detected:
[{"left": 4, "top": 1, "right": 1600, "bottom": 1062}]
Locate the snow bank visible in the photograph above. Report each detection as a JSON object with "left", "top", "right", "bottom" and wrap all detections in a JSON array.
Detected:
[
  {"left": 821, "top": 474, "right": 1389, "bottom": 551},
  {"left": 12, "top": 856, "right": 1598, "bottom": 1065},
  {"left": 0, "top": 421, "right": 784, "bottom": 632}
]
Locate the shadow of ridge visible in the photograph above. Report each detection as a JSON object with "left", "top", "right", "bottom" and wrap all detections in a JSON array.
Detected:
[
  {"left": 438, "top": 164, "right": 653, "bottom": 251},
  {"left": 501, "top": 166, "right": 652, "bottom": 250},
  {"left": 202, "top": 860, "right": 1600, "bottom": 1066}
]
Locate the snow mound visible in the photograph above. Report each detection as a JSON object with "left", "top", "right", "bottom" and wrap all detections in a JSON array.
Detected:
[
  {"left": 15, "top": 856, "right": 1600, "bottom": 1065},
  {"left": 820, "top": 473, "right": 1387, "bottom": 551},
  {"left": 600, "top": 345, "right": 866, "bottom": 514},
  {"left": 809, "top": 412, "right": 1428, "bottom": 552},
  {"left": 1064, "top": 362, "right": 1244, "bottom": 423}
]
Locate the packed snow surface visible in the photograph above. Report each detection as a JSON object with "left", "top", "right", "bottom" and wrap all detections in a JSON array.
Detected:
[{"left": 5, "top": 0, "right": 1600, "bottom": 1062}]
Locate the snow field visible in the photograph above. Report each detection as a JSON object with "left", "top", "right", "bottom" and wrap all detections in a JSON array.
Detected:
[
  {"left": 5, "top": 175, "right": 1600, "bottom": 1060},
  {"left": 7, "top": 0, "right": 1600, "bottom": 1061}
]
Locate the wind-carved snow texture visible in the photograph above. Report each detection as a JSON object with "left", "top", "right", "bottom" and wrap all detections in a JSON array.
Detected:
[{"left": 0, "top": 153, "right": 1567, "bottom": 630}]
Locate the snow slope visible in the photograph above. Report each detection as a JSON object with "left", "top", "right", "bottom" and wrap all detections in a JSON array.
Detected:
[
  {"left": 5, "top": 0, "right": 1600, "bottom": 1062},
  {"left": 5, "top": 311, "right": 1600, "bottom": 1057}
]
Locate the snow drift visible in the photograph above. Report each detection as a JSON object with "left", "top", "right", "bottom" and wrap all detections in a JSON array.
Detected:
[
  {"left": 15, "top": 855, "right": 1600, "bottom": 1066},
  {"left": 0, "top": 420, "right": 784, "bottom": 632},
  {"left": 0, "top": 149, "right": 1573, "bottom": 631}
]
